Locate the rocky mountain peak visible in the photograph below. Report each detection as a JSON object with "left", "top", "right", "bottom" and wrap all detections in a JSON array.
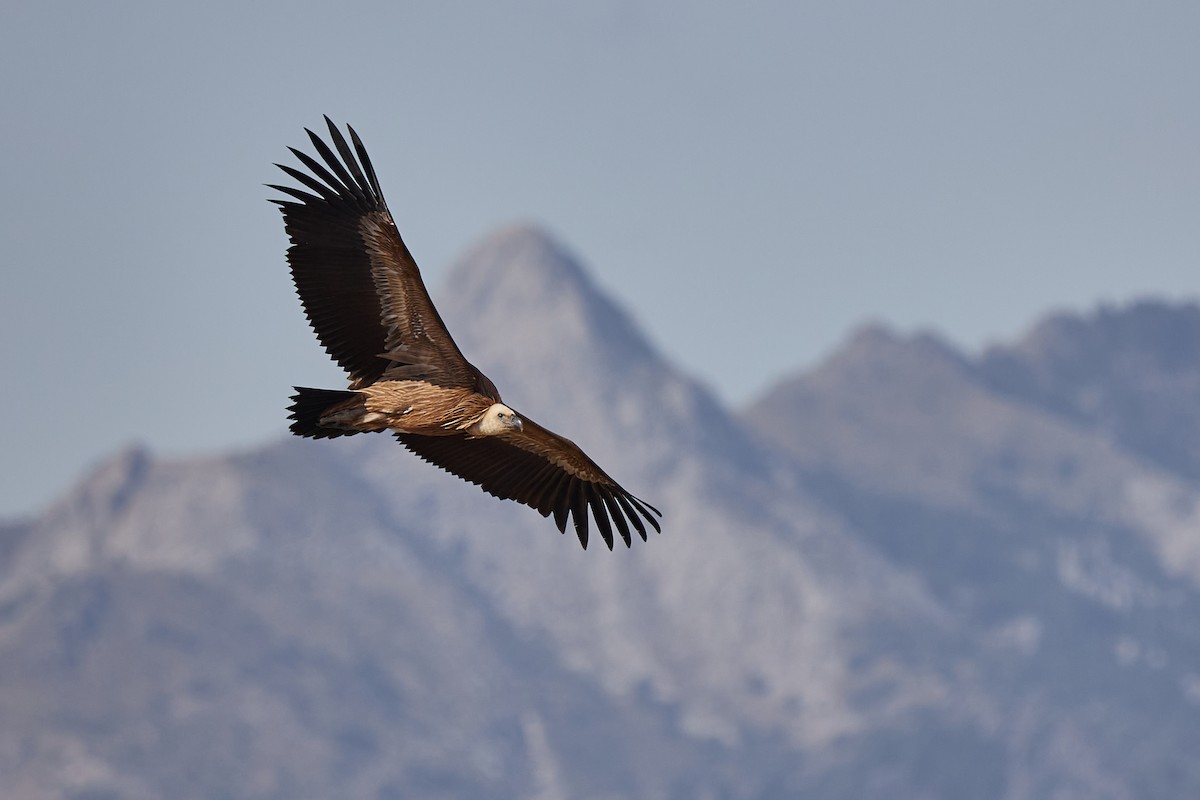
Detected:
[
  {"left": 437, "top": 223, "right": 661, "bottom": 387},
  {"left": 746, "top": 322, "right": 971, "bottom": 435},
  {"left": 425, "top": 223, "right": 755, "bottom": 474},
  {"left": 444, "top": 222, "right": 591, "bottom": 298}
]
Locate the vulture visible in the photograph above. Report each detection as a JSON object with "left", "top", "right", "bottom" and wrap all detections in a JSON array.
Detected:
[{"left": 270, "top": 117, "right": 661, "bottom": 549}]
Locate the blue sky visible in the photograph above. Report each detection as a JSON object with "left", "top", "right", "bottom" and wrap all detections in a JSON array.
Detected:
[{"left": 2, "top": 1, "right": 1198, "bottom": 518}]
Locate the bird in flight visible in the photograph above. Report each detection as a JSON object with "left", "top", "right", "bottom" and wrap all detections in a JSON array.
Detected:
[{"left": 270, "top": 118, "right": 661, "bottom": 549}]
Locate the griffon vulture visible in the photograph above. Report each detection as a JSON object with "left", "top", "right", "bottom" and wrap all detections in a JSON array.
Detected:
[{"left": 270, "top": 118, "right": 661, "bottom": 549}]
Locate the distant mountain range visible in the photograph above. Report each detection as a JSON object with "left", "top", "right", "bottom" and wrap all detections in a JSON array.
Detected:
[{"left": 2, "top": 225, "right": 1198, "bottom": 799}]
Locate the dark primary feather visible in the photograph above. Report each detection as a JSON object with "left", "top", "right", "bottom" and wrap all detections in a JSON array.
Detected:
[
  {"left": 395, "top": 431, "right": 661, "bottom": 550},
  {"left": 269, "top": 120, "right": 395, "bottom": 386},
  {"left": 269, "top": 120, "right": 417, "bottom": 383}
]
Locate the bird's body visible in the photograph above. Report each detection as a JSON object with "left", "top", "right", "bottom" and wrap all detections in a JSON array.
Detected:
[
  {"left": 309, "top": 382, "right": 499, "bottom": 436},
  {"left": 271, "top": 118, "right": 660, "bottom": 549}
]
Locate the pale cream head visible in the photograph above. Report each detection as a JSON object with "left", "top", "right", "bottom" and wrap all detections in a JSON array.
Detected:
[{"left": 474, "top": 403, "right": 524, "bottom": 436}]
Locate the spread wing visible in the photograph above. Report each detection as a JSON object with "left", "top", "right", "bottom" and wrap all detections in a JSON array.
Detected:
[
  {"left": 269, "top": 117, "right": 498, "bottom": 397},
  {"left": 395, "top": 418, "right": 661, "bottom": 550}
]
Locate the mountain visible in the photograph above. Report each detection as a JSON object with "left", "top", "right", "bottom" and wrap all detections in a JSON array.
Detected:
[
  {"left": 2, "top": 226, "right": 1199, "bottom": 799},
  {"left": 745, "top": 310, "right": 1200, "bottom": 798}
]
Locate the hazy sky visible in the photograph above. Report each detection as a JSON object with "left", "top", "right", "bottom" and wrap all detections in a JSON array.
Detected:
[{"left": 2, "top": 1, "right": 1198, "bottom": 519}]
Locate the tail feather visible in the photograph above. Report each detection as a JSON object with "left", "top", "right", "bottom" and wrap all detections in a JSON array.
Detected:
[{"left": 287, "top": 387, "right": 360, "bottom": 439}]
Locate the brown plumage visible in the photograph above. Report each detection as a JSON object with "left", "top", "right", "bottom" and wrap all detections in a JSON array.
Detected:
[{"left": 270, "top": 117, "right": 661, "bottom": 549}]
